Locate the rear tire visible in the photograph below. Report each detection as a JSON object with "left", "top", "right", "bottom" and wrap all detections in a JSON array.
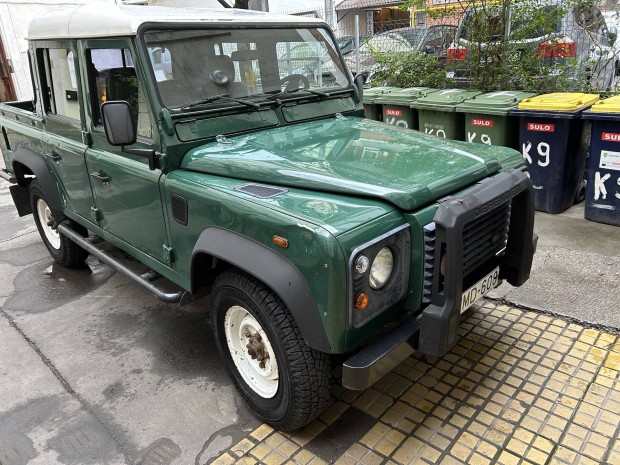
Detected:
[
  {"left": 30, "top": 179, "right": 88, "bottom": 268},
  {"left": 211, "top": 269, "right": 332, "bottom": 431}
]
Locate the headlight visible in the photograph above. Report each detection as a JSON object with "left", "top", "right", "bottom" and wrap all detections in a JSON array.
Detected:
[{"left": 369, "top": 247, "right": 393, "bottom": 289}]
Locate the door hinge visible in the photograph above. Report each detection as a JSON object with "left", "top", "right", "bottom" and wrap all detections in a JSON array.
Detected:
[
  {"left": 82, "top": 131, "right": 92, "bottom": 146},
  {"left": 90, "top": 206, "right": 102, "bottom": 222},
  {"left": 163, "top": 244, "right": 175, "bottom": 265}
]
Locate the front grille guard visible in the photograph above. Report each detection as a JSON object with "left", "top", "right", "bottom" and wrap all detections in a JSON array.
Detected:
[{"left": 418, "top": 169, "right": 535, "bottom": 357}]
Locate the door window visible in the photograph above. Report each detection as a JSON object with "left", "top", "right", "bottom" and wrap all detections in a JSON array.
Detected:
[{"left": 85, "top": 48, "right": 152, "bottom": 139}]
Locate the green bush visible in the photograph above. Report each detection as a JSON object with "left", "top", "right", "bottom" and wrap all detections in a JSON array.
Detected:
[{"left": 370, "top": 52, "right": 455, "bottom": 88}]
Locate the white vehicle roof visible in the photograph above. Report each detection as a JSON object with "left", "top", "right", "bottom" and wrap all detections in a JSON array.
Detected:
[{"left": 28, "top": 3, "right": 323, "bottom": 40}]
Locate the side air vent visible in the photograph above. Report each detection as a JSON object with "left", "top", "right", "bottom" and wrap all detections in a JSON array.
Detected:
[
  {"left": 234, "top": 183, "right": 288, "bottom": 199},
  {"left": 422, "top": 222, "right": 436, "bottom": 305},
  {"left": 170, "top": 193, "right": 188, "bottom": 226}
]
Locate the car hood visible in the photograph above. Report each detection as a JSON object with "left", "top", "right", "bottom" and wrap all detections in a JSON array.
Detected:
[{"left": 181, "top": 116, "right": 520, "bottom": 211}]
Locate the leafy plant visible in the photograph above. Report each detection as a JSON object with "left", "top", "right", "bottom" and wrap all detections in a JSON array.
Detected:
[
  {"left": 370, "top": 51, "right": 455, "bottom": 88},
  {"left": 399, "top": 0, "right": 616, "bottom": 93}
]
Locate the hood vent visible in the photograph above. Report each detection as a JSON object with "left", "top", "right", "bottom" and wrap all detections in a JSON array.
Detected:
[{"left": 235, "top": 184, "right": 288, "bottom": 199}]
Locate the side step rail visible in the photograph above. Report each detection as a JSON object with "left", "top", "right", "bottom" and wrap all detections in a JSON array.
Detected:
[
  {"left": 58, "top": 222, "right": 184, "bottom": 303},
  {"left": 0, "top": 168, "right": 16, "bottom": 183}
]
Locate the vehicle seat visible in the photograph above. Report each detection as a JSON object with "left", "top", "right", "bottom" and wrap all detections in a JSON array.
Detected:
[{"left": 205, "top": 55, "right": 247, "bottom": 98}]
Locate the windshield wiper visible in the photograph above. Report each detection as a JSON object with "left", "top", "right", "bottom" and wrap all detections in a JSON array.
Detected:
[
  {"left": 268, "top": 87, "right": 331, "bottom": 103},
  {"left": 180, "top": 94, "right": 260, "bottom": 111}
]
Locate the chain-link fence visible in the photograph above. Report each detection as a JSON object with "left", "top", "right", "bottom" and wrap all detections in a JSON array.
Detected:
[{"left": 281, "top": 0, "right": 620, "bottom": 93}]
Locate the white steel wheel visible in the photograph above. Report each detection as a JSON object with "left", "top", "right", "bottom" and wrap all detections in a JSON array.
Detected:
[
  {"left": 224, "top": 305, "right": 279, "bottom": 398},
  {"left": 29, "top": 179, "right": 88, "bottom": 268},
  {"left": 36, "top": 198, "right": 61, "bottom": 250},
  {"left": 212, "top": 270, "right": 332, "bottom": 430}
]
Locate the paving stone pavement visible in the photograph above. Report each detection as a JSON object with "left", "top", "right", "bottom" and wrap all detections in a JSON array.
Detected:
[{"left": 209, "top": 301, "right": 620, "bottom": 465}]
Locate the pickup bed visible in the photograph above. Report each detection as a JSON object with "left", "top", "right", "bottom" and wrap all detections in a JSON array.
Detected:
[{"left": 0, "top": 3, "right": 536, "bottom": 430}]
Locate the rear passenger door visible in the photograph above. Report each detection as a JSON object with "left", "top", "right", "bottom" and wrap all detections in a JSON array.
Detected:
[
  {"left": 34, "top": 41, "right": 95, "bottom": 222},
  {"left": 80, "top": 39, "right": 168, "bottom": 263}
]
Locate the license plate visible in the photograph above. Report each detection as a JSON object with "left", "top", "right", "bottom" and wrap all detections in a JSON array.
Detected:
[{"left": 460, "top": 267, "right": 500, "bottom": 313}]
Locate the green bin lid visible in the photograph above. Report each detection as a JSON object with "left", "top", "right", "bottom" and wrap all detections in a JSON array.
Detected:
[
  {"left": 362, "top": 86, "right": 398, "bottom": 104},
  {"left": 455, "top": 91, "right": 537, "bottom": 116},
  {"left": 410, "top": 89, "right": 482, "bottom": 113},
  {"left": 374, "top": 87, "right": 438, "bottom": 105}
]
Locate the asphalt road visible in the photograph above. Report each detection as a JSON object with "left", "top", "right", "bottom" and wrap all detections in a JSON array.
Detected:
[{"left": 0, "top": 180, "right": 260, "bottom": 465}]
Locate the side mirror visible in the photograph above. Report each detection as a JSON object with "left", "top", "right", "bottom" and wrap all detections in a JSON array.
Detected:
[
  {"left": 101, "top": 101, "right": 136, "bottom": 146},
  {"left": 354, "top": 73, "right": 366, "bottom": 101},
  {"left": 100, "top": 101, "right": 158, "bottom": 170}
]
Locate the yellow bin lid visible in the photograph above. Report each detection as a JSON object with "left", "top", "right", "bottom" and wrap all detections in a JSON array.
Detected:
[
  {"left": 588, "top": 95, "right": 620, "bottom": 113},
  {"left": 517, "top": 93, "right": 599, "bottom": 111}
]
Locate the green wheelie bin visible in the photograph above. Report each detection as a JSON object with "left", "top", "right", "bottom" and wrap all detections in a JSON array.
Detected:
[
  {"left": 375, "top": 87, "right": 438, "bottom": 130},
  {"left": 362, "top": 87, "right": 397, "bottom": 121},
  {"left": 455, "top": 91, "right": 536, "bottom": 148},
  {"left": 410, "top": 89, "right": 482, "bottom": 140}
]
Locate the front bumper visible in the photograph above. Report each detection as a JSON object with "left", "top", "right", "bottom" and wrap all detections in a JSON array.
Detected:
[{"left": 342, "top": 169, "right": 536, "bottom": 390}]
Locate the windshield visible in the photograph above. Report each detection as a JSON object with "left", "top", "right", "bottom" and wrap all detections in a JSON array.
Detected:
[{"left": 143, "top": 27, "right": 351, "bottom": 110}]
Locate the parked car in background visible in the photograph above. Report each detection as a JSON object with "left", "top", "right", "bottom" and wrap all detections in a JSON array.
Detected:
[
  {"left": 448, "top": 0, "right": 618, "bottom": 90},
  {"left": 336, "top": 35, "right": 369, "bottom": 56},
  {"left": 345, "top": 25, "right": 456, "bottom": 80}
]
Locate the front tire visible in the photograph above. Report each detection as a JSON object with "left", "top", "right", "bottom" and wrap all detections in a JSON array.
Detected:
[
  {"left": 30, "top": 179, "right": 88, "bottom": 268},
  {"left": 211, "top": 270, "right": 332, "bottom": 431}
]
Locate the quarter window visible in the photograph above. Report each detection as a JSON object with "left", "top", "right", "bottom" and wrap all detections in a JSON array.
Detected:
[{"left": 37, "top": 48, "right": 80, "bottom": 121}]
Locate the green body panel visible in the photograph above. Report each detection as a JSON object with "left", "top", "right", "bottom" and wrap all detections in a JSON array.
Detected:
[
  {"left": 181, "top": 117, "right": 510, "bottom": 211},
  {"left": 456, "top": 91, "right": 536, "bottom": 149},
  {"left": 0, "top": 27, "right": 531, "bottom": 357},
  {"left": 281, "top": 97, "right": 357, "bottom": 122},
  {"left": 44, "top": 131, "right": 93, "bottom": 220},
  {"left": 85, "top": 146, "right": 168, "bottom": 261},
  {"left": 175, "top": 110, "right": 279, "bottom": 142},
  {"left": 163, "top": 171, "right": 373, "bottom": 353}
]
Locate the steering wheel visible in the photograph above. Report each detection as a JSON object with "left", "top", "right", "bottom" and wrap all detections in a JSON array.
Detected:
[{"left": 279, "top": 73, "right": 310, "bottom": 91}]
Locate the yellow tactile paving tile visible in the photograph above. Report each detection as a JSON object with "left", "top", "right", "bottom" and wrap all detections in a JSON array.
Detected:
[{"left": 209, "top": 301, "right": 620, "bottom": 465}]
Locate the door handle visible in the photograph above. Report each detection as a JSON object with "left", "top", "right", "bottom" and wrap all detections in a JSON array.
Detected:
[
  {"left": 90, "top": 171, "right": 110, "bottom": 183},
  {"left": 45, "top": 152, "right": 62, "bottom": 163}
]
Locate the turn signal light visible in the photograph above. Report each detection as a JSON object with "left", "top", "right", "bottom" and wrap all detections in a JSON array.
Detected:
[
  {"left": 272, "top": 235, "right": 289, "bottom": 248},
  {"left": 354, "top": 292, "right": 369, "bottom": 310}
]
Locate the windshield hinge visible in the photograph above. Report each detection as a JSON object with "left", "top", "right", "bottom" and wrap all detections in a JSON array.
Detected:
[{"left": 163, "top": 244, "right": 175, "bottom": 265}]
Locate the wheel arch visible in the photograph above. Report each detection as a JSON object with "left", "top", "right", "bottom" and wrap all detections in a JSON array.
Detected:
[
  {"left": 191, "top": 226, "right": 332, "bottom": 353},
  {"left": 12, "top": 148, "right": 62, "bottom": 212}
]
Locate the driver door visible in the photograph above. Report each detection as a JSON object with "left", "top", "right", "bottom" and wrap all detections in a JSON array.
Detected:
[{"left": 80, "top": 38, "right": 168, "bottom": 263}]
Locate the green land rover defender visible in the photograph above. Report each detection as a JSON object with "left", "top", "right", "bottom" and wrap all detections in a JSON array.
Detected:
[{"left": 0, "top": 4, "right": 536, "bottom": 430}]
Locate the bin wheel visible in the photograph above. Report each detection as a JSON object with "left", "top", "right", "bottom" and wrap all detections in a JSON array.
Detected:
[{"left": 574, "top": 179, "right": 586, "bottom": 204}]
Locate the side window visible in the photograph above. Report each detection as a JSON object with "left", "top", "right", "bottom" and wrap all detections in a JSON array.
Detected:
[
  {"left": 85, "top": 48, "right": 152, "bottom": 139},
  {"left": 37, "top": 48, "right": 80, "bottom": 121}
]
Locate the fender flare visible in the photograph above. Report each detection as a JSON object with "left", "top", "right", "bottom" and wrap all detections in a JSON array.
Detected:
[
  {"left": 12, "top": 148, "right": 62, "bottom": 212},
  {"left": 191, "top": 227, "right": 332, "bottom": 353}
]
